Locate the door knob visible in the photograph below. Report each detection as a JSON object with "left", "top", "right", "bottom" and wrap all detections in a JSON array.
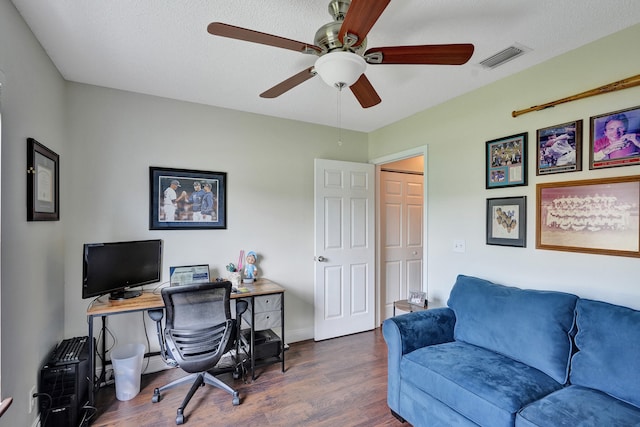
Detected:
[{"left": 315, "top": 256, "right": 327, "bottom": 262}]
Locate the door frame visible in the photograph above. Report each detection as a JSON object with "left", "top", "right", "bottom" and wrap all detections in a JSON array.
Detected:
[{"left": 371, "top": 145, "right": 428, "bottom": 326}]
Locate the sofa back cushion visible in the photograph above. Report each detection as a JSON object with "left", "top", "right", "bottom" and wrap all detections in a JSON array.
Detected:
[
  {"left": 571, "top": 299, "right": 640, "bottom": 408},
  {"left": 447, "top": 275, "right": 578, "bottom": 383}
]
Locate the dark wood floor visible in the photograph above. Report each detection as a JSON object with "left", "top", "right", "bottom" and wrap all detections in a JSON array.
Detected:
[{"left": 89, "top": 328, "right": 406, "bottom": 426}]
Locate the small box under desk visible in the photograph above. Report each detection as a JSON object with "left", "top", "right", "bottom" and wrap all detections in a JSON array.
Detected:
[{"left": 241, "top": 329, "right": 281, "bottom": 361}]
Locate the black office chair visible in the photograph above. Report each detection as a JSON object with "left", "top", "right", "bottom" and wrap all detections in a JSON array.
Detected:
[{"left": 148, "top": 281, "right": 248, "bottom": 425}]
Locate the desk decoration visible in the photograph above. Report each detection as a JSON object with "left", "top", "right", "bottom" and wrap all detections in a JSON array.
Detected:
[
  {"left": 536, "top": 120, "right": 582, "bottom": 175},
  {"left": 243, "top": 251, "right": 258, "bottom": 283},
  {"left": 408, "top": 290, "right": 427, "bottom": 307},
  {"left": 486, "top": 132, "right": 527, "bottom": 189},
  {"left": 536, "top": 176, "right": 640, "bottom": 258},
  {"left": 27, "top": 138, "right": 59, "bottom": 221},
  {"left": 486, "top": 196, "right": 526, "bottom": 247},
  {"left": 149, "top": 167, "right": 227, "bottom": 230},
  {"left": 589, "top": 105, "right": 640, "bottom": 170}
]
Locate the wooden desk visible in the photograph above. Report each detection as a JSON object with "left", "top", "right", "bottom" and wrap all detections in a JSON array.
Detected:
[{"left": 86, "top": 279, "right": 285, "bottom": 404}]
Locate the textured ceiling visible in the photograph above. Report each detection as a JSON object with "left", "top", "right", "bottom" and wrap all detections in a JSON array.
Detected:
[{"left": 10, "top": 0, "right": 640, "bottom": 132}]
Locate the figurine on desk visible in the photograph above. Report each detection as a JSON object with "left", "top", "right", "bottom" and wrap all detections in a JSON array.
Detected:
[{"left": 243, "top": 251, "right": 258, "bottom": 283}]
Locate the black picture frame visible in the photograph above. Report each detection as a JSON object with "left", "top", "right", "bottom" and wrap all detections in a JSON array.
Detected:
[
  {"left": 27, "top": 138, "right": 59, "bottom": 221},
  {"left": 536, "top": 120, "right": 583, "bottom": 175},
  {"left": 589, "top": 105, "right": 640, "bottom": 170},
  {"left": 486, "top": 196, "right": 526, "bottom": 247},
  {"left": 486, "top": 132, "right": 528, "bottom": 189},
  {"left": 149, "top": 167, "right": 227, "bottom": 230}
]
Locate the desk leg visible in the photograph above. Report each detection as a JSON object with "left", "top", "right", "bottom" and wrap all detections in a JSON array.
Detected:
[
  {"left": 250, "top": 297, "right": 256, "bottom": 381},
  {"left": 88, "top": 315, "right": 95, "bottom": 406},
  {"left": 281, "top": 294, "right": 285, "bottom": 373}
]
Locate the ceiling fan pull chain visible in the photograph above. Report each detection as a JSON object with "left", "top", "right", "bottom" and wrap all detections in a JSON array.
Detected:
[{"left": 337, "top": 86, "right": 343, "bottom": 146}]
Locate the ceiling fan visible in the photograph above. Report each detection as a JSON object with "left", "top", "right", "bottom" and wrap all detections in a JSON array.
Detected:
[{"left": 208, "top": 0, "right": 474, "bottom": 108}]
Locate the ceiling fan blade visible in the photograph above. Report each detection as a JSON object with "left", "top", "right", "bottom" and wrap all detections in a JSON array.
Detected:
[
  {"left": 260, "top": 67, "right": 317, "bottom": 98},
  {"left": 350, "top": 74, "right": 381, "bottom": 108},
  {"left": 208, "top": 22, "right": 321, "bottom": 54},
  {"left": 365, "top": 44, "right": 475, "bottom": 65},
  {"left": 338, "top": 0, "right": 390, "bottom": 48}
]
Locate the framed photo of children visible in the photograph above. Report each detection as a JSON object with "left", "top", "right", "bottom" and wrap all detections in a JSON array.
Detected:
[
  {"left": 486, "top": 132, "right": 527, "bottom": 189},
  {"left": 149, "top": 167, "right": 227, "bottom": 230},
  {"left": 589, "top": 105, "right": 640, "bottom": 170},
  {"left": 536, "top": 120, "right": 582, "bottom": 175},
  {"left": 486, "top": 196, "right": 526, "bottom": 247},
  {"left": 536, "top": 175, "right": 640, "bottom": 258}
]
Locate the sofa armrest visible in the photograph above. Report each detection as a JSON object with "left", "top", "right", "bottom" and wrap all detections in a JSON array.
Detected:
[{"left": 382, "top": 308, "right": 456, "bottom": 412}]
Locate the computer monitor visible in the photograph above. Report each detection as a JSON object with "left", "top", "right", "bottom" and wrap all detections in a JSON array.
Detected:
[{"left": 169, "top": 264, "right": 210, "bottom": 286}]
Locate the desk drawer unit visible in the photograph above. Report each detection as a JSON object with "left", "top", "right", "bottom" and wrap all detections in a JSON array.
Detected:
[{"left": 243, "top": 294, "right": 282, "bottom": 330}]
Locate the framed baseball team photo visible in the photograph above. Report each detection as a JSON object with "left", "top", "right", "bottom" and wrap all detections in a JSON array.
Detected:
[
  {"left": 149, "top": 166, "right": 227, "bottom": 230},
  {"left": 486, "top": 132, "right": 528, "bottom": 189},
  {"left": 589, "top": 105, "right": 640, "bottom": 170},
  {"left": 536, "top": 120, "right": 582, "bottom": 175}
]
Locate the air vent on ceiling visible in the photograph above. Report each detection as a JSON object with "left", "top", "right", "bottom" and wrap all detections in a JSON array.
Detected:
[{"left": 479, "top": 44, "right": 530, "bottom": 69}]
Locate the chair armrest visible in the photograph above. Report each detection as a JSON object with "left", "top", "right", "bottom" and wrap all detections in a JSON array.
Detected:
[{"left": 382, "top": 308, "right": 456, "bottom": 413}]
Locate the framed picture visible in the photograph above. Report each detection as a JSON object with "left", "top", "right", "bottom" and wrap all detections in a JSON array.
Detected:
[
  {"left": 486, "top": 196, "right": 526, "bottom": 247},
  {"left": 486, "top": 132, "right": 527, "bottom": 189},
  {"left": 149, "top": 167, "right": 227, "bottom": 230},
  {"left": 27, "top": 138, "right": 59, "bottom": 221},
  {"left": 589, "top": 105, "right": 640, "bottom": 170},
  {"left": 536, "top": 175, "right": 640, "bottom": 258},
  {"left": 536, "top": 120, "right": 583, "bottom": 175},
  {"left": 408, "top": 290, "right": 427, "bottom": 307}
]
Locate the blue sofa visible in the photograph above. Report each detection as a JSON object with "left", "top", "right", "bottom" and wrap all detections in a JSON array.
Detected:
[{"left": 382, "top": 275, "right": 640, "bottom": 427}]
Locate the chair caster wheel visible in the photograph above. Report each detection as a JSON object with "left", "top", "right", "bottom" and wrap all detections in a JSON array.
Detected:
[
  {"left": 152, "top": 388, "right": 161, "bottom": 403},
  {"left": 233, "top": 391, "right": 240, "bottom": 406},
  {"left": 176, "top": 414, "right": 184, "bottom": 425}
]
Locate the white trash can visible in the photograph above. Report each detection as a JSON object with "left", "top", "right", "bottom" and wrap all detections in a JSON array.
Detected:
[{"left": 111, "top": 343, "right": 145, "bottom": 401}]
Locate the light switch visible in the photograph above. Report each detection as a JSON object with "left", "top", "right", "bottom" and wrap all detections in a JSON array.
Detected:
[{"left": 453, "top": 239, "right": 466, "bottom": 253}]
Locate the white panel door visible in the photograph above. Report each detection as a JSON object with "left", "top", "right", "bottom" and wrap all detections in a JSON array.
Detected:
[
  {"left": 314, "top": 159, "right": 375, "bottom": 341},
  {"left": 381, "top": 171, "right": 424, "bottom": 319}
]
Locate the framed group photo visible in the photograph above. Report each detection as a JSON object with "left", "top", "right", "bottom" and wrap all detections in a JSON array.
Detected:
[
  {"left": 486, "top": 132, "right": 528, "bottom": 189},
  {"left": 27, "top": 138, "right": 59, "bottom": 221},
  {"left": 486, "top": 196, "right": 526, "bottom": 247},
  {"left": 149, "top": 167, "right": 227, "bottom": 230},
  {"left": 589, "top": 105, "right": 640, "bottom": 170},
  {"left": 536, "top": 175, "right": 640, "bottom": 258},
  {"left": 536, "top": 120, "right": 582, "bottom": 175}
]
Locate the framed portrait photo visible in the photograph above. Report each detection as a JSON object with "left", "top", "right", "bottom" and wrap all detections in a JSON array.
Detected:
[
  {"left": 536, "top": 120, "right": 582, "bottom": 175},
  {"left": 27, "top": 138, "right": 59, "bottom": 221},
  {"left": 486, "top": 132, "right": 527, "bottom": 189},
  {"left": 589, "top": 105, "right": 640, "bottom": 170},
  {"left": 486, "top": 196, "right": 526, "bottom": 247},
  {"left": 149, "top": 167, "right": 227, "bottom": 230},
  {"left": 408, "top": 290, "right": 427, "bottom": 307},
  {"left": 536, "top": 175, "right": 640, "bottom": 258}
]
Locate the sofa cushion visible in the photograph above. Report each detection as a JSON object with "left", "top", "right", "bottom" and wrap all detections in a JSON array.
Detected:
[
  {"left": 516, "top": 385, "right": 640, "bottom": 427},
  {"left": 447, "top": 274, "right": 578, "bottom": 383},
  {"left": 402, "top": 341, "right": 564, "bottom": 427},
  {"left": 570, "top": 299, "right": 640, "bottom": 408}
]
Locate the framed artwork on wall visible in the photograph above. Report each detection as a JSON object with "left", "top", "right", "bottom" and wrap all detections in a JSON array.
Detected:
[
  {"left": 536, "top": 175, "right": 640, "bottom": 258},
  {"left": 486, "top": 132, "right": 528, "bottom": 189},
  {"left": 149, "top": 167, "right": 227, "bottom": 230},
  {"left": 27, "top": 138, "right": 59, "bottom": 221},
  {"left": 536, "top": 120, "right": 582, "bottom": 175},
  {"left": 486, "top": 196, "right": 526, "bottom": 247},
  {"left": 589, "top": 105, "right": 640, "bottom": 170}
]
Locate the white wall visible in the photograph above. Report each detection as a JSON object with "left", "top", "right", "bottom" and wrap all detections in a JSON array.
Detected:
[
  {"left": 0, "top": 1, "right": 67, "bottom": 425},
  {"left": 63, "top": 83, "right": 369, "bottom": 365},
  {"left": 370, "top": 23, "right": 640, "bottom": 310}
]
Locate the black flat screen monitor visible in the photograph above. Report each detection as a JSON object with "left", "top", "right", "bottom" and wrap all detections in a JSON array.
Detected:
[{"left": 82, "top": 239, "right": 162, "bottom": 300}]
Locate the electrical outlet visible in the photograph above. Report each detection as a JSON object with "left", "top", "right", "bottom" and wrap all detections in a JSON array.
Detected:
[{"left": 28, "top": 385, "right": 36, "bottom": 414}]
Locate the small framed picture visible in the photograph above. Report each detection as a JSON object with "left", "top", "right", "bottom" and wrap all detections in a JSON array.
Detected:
[
  {"left": 486, "top": 132, "right": 528, "bottom": 189},
  {"left": 27, "top": 138, "right": 60, "bottom": 221},
  {"left": 486, "top": 196, "right": 526, "bottom": 247},
  {"left": 589, "top": 105, "right": 640, "bottom": 170},
  {"left": 408, "top": 290, "right": 427, "bottom": 307},
  {"left": 536, "top": 120, "right": 582, "bottom": 175}
]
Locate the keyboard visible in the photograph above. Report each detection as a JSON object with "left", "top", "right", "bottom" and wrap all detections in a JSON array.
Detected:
[{"left": 50, "top": 336, "right": 88, "bottom": 364}]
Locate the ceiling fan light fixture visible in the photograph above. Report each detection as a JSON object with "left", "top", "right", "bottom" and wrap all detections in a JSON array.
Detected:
[{"left": 315, "top": 51, "right": 366, "bottom": 89}]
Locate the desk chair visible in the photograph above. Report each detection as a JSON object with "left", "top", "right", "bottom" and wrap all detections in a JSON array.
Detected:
[{"left": 148, "top": 281, "right": 247, "bottom": 425}]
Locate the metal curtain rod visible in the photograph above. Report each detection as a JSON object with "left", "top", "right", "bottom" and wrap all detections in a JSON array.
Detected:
[{"left": 512, "top": 73, "right": 640, "bottom": 118}]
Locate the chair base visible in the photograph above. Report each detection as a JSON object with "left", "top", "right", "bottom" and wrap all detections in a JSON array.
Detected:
[{"left": 152, "top": 371, "right": 240, "bottom": 425}]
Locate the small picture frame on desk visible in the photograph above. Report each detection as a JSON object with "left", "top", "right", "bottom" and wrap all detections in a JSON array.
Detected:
[{"left": 408, "top": 290, "right": 427, "bottom": 307}]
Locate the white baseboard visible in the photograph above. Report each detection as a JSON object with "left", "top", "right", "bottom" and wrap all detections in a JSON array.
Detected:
[{"left": 285, "top": 326, "right": 314, "bottom": 344}]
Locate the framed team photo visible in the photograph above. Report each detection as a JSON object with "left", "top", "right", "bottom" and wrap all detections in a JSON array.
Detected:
[
  {"left": 486, "top": 132, "right": 528, "bottom": 189},
  {"left": 149, "top": 166, "right": 227, "bottom": 230},
  {"left": 589, "top": 105, "right": 640, "bottom": 170},
  {"left": 536, "top": 120, "right": 582, "bottom": 175},
  {"left": 536, "top": 175, "right": 640, "bottom": 258}
]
